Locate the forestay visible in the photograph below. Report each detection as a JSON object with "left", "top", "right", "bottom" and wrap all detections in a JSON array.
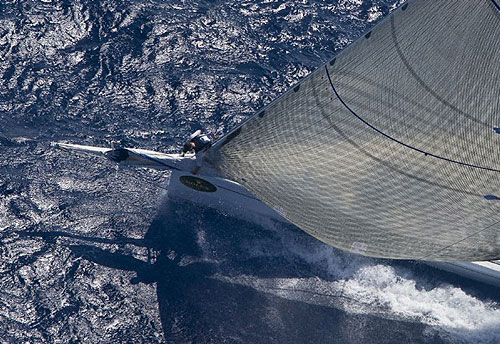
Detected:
[{"left": 206, "top": 0, "right": 500, "bottom": 261}]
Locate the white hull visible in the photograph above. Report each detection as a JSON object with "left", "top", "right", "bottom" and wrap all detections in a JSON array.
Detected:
[
  {"left": 425, "top": 261, "right": 500, "bottom": 288},
  {"left": 167, "top": 170, "right": 500, "bottom": 288},
  {"left": 167, "top": 170, "right": 287, "bottom": 224},
  {"left": 53, "top": 142, "right": 500, "bottom": 288}
]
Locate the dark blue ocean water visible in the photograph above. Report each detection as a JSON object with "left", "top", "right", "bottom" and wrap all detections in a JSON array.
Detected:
[{"left": 1, "top": 0, "right": 500, "bottom": 343}]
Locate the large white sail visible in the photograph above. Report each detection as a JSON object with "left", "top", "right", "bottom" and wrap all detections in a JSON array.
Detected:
[{"left": 207, "top": 0, "right": 500, "bottom": 261}]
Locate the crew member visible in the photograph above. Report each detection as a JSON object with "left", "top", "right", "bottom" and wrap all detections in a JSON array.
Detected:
[{"left": 182, "top": 129, "right": 213, "bottom": 174}]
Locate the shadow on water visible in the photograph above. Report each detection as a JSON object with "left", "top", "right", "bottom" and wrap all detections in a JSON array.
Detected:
[{"left": 23, "top": 198, "right": 462, "bottom": 343}]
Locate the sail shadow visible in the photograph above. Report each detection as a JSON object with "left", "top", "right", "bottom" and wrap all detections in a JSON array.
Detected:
[
  {"left": 16, "top": 198, "right": 362, "bottom": 341},
  {"left": 141, "top": 199, "right": 444, "bottom": 343},
  {"left": 21, "top": 197, "right": 485, "bottom": 343}
]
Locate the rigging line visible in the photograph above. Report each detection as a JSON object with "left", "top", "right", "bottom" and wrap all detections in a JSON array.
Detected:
[
  {"left": 418, "top": 218, "right": 500, "bottom": 260},
  {"left": 324, "top": 65, "right": 500, "bottom": 174},
  {"left": 213, "top": 183, "right": 261, "bottom": 201},
  {"left": 490, "top": 0, "right": 500, "bottom": 11},
  {"left": 136, "top": 153, "right": 181, "bottom": 171},
  {"left": 311, "top": 88, "right": 482, "bottom": 198}
]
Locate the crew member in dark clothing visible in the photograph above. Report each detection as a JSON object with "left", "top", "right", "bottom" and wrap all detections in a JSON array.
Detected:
[{"left": 182, "top": 130, "right": 213, "bottom": 174}]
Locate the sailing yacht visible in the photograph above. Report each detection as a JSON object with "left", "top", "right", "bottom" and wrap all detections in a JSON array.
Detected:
[{"left": 53, "top": 0, "right": 500, "bottom": 286}]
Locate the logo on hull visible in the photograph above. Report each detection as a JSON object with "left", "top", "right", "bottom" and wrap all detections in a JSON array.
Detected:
[{"left": 179, "top": 176, "right": 217, "bottom": 193}]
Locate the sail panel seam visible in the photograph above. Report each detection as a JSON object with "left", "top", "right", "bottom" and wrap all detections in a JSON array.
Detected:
[
  {"left": 389, "top": 16, "right": 487, "bottom": 127},
  {"left": 418, "top": 218, "right": 500, "bottom": 260},
  {"left": 324, "top": 65, "right": 500, "bottom": 174},
  {"left": 490, "top": 0, "right": 500, "bottom": 11}
]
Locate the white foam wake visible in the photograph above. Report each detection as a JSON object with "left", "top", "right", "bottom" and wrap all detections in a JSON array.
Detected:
[{"left": 214, "top": 220, "right": 500, "bottom": 343}]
